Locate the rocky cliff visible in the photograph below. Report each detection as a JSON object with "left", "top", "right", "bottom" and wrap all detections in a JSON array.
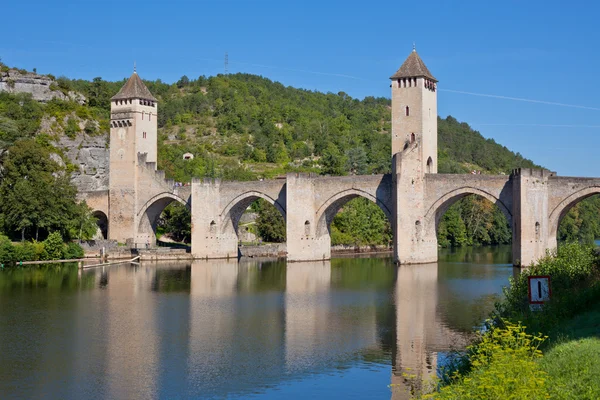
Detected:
[
  {"left": 53, "top": 133, "right": 109, "bottom": 192},
  {"left": 0, "top": 69, "right": 85, "bottom": 103}
]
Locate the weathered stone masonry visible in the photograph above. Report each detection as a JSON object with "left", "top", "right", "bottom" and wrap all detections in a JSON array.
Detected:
[{"left": 78, "top": 51, "right": 600, "bottom": 267}]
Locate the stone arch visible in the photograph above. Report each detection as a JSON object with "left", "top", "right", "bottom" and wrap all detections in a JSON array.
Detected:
[
  {"left": 92, "top": 210, "right": 108, "bottom": 239},
  {"left": 548, "top": 186, "right": 600, "bottom": 240},
  {"left": 315, "top": 188, "right": 392, "bottom": 238},
  {"left": 425, "top": 187, "right": 512, "bottom": 230},
  {"left": 220, "top": 191, "right": 286, "bottom": 236},
  {"left": 136, "top": 192, "right": 190, "bottom": 247}
]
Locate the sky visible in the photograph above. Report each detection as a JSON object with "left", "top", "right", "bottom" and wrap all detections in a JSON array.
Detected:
[{"left": 1, "top": 0, "right": 599, "bottom": 176}]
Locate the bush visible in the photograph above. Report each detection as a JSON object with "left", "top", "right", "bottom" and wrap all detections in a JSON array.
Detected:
[
  {"left": 426, "top": 321, "right": 548, "bottom": 399},
  {"left": 64, "top": 242, "right": 84, "bottom": 259},
  {"left": 0, "top": 235, "right": 16, "bottom": 264},
  {"left": 41, "top": 232, "right": 66, "bottom": 260},
  {"left": 497, "top": 242, "right": 599, "bottom": 333},
  {"left": 64, "top": 117, "right": 80, "bottom": 138},
  {"left": 13, "top": 241, "right": 42, "bottom": 262}
]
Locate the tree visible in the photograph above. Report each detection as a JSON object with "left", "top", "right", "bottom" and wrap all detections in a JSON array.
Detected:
[
  {"left": 345, "top": 147, "right": 368, "bottom": 175},
  {"left": 321, "top": 143, "right": 346, "bottom": 175},
  {"left": 0, "top": 140, "right": 88, "bottom": 241},
  {"left": 177, "top": 75, "right": 190, "bottom": 88},
  {"left": 254, "top": 199, "right": 285, "bottom": 242},
  {"left": 159, "top": 203, "right": 191, "bottom": 243}
]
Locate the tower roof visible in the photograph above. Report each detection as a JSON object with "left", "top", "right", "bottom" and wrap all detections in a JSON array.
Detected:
[
  {"left": 390, "top": 50, "right": 437, "bottom": 82},
  {"left": 111, "top": 72, "right": 157, "bottom": 101}
]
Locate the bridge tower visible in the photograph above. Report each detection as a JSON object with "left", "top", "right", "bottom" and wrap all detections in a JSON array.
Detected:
[
  {"left": 108, "top": 69, "right": 158, "bottom": 243},
  {"left": 391, "top": 47, "right": 439, "bottom": 264}
]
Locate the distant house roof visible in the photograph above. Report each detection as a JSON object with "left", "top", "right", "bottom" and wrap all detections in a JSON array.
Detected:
[
  {"left": 390, "top": 50, "right": 437, "bottom": 82},
  {"left": 111, "top": 72, "right": 157, "bottom": 101}
]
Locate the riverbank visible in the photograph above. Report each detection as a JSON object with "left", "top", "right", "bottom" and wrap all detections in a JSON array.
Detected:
[{"left": 423, "top": 243, "right": 600, "bottom": 399}]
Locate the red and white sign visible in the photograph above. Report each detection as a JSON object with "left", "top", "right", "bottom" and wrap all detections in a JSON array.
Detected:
[{"left": 528, "top": 276, "right": 551, "bottom": 310}]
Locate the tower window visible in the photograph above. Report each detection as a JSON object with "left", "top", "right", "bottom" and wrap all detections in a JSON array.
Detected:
[
  {"left": 426, "top": 157, "right": 433, "bottom": 173},
  {"left": 143, "top": 132, "right": 147, "bottom": 139},
  {"left": 405, "top": 106, "right": 410, "bottom": 116},
  {"left": 410, "top": 133, "right": 416, "bottom": 143}
]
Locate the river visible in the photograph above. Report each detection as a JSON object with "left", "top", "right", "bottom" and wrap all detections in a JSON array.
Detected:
[{"left": 0, "top": 245, "right": 514, "bottom": 399}]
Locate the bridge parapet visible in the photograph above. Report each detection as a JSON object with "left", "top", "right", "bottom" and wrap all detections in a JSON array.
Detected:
[{"left": 511, "top": 168, "right": 556, "bottom": 178}]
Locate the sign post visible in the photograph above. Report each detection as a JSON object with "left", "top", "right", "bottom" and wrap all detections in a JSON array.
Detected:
[{"left": 528, "top": 275, "right": 551, "bottom": 311}]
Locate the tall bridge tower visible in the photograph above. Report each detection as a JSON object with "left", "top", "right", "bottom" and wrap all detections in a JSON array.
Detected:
[
  {"left": 108, "top": 70, "right": 158, "bottom": 242},
  {"left": 392, "top": 48, "right": 439, "bottom": 264}
]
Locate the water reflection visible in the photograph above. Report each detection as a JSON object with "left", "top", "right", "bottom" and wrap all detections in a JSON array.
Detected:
[{"left": 0, "top": 249, "right": 513, "bottom": 399}]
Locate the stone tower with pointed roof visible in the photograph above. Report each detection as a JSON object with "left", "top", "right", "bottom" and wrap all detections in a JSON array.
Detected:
[
  {"left": 108, "top": 70, "right": 158, "bottom": 242},
  {"left": 391, "top": 48, "right": 439, "bottom": 264},
  {"left": 390, "top": 47, "right": 438, "bottom": 174}
]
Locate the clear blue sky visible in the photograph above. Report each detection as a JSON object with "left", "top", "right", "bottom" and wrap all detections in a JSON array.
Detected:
[{"left": 1, "top": 0, "right": 599, "bottom": 176}]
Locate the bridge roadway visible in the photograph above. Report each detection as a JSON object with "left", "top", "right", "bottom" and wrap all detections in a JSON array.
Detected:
[{"left": 80, "top": 155, "right": 600, "bottom": 266}]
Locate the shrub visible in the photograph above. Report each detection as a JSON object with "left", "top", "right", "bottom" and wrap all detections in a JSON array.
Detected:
[
  {"left": 42, "top": 231, "right": 65, "bottom": 260},
  {"left": 496, "top": 242, "right": 599, "bottom": 333},
  {"left": 0, "top": 235, "right": 16, "bottom": 264},
  {"left": 14, "top": 241, "right": 38, "bottom": 262},
  {"left": 64, "top": 117, "right": 80, "bottom": 138},
  {"left": 426, "top": 321, "right": 548, "bottom": 399},
  {"left": 64, "top": 242, "right": 84, "bottom": 259}
]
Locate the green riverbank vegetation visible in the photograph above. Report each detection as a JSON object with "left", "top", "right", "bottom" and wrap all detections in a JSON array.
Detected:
[{"left": 419, "top": 242, "right": 600, "bottom": 399}]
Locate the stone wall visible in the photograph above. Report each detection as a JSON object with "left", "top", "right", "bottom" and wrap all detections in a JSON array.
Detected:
[{"left": 239, "top": 243, "right": 286, "bottom": 258}]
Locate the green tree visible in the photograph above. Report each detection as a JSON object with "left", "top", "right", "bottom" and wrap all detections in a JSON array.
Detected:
[
  {"left": 177, "top": 75, "right": 190, "bottom": 88},
  {"left": 159, "top": 202, "right": 191, "bottom": 243},
  {"left": 321, "top": 143, "right": 346, "bottom": 175},
  {"left": 254, "top": 199, "right": 286, "bottom": 242},
  {"left": 0, "top": 140, "right": 84, "bottom": 241},
  {"left": 331, "top": 198, "right": 391, "bottom": 246},
  {"left": 345, "top": 147, "right": 368, "bottom": 175}
]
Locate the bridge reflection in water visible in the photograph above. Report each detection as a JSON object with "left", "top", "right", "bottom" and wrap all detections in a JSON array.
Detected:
[{"left": 0, "top": 252, "right": 512, "bottom": 399}]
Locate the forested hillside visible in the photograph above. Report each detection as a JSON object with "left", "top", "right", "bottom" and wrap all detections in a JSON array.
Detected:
[{"left": 1, "top": 61, "right": 598, "bottom": 246}]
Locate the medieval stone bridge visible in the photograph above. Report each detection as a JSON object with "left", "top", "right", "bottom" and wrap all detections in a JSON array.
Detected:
[{"left": 79, "top": 50, "right": 600, "bottom": 267}]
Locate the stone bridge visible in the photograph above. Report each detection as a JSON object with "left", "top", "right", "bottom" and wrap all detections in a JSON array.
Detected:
[
  {"left": 78, "top": 51, "right": 600, "bottom": 267},
  {"left": 80, "top": 157, "right": 600, "bottom": 267}
]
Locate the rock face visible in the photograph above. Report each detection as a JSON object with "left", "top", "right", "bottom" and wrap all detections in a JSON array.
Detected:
[
  {"left": 53, "top": 133, "right": 109, "bottom": 192},
  {"left": 0, "top": 69, "right": 85, "bottom": 104}
]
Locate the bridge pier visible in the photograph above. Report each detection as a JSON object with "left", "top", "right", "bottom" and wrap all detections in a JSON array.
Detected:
[
  {"left": 393, "top": 155, "right": 438, "bottom": 265},
  {"left": 190, "top": 178, "right": 238, "bottom": 259},
  {"left": 286, "top": 173, "right": 330, "bottom": 262},
  {"left": 512, "top": 169, "right": 554, "bottom": 267}
]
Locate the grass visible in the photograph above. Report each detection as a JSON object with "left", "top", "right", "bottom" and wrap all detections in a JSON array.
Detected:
[
  {"left": 541, "top": 338, "right": 600, "bottom": 399},
  {"left": 539, "top": 303, "right": 600, "bottom": 400}
]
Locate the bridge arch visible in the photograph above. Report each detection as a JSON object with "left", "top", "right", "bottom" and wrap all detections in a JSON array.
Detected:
[
  {"left": 548, "top": 186, "right": 600, "bottom": 240},
  {"left": 220, "top": 191, "right": 286, "bottom": 235},
  {"left": 425, "top": 187, "right": 512, "bottom": 229},
  {"left": 136, "top": 192, "right": 190, "bottom": 247},
  {"left": 315, "top": 188, "right": 392, "bottom": 238},
  {"left": 92, "top": 210, "right": 108, "bottom": 239}
]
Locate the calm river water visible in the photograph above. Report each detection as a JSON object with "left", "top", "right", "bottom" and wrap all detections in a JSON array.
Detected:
[{"left": 0, "top": 246, "right": 514, "bottom": 399}]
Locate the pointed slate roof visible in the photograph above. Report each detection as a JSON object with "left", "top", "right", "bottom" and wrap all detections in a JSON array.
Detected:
[
  {"left": 390, "top": 50, "right": 437, "bottom": 82},
  {"left": 111, "top": 72, "right": 157, "bottom": 101}
]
